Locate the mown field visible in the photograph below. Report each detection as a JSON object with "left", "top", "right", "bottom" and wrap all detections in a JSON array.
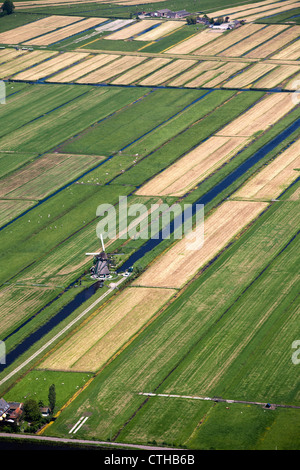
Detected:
[{"left": 0, "top": 0, "right": 299, "bottom": 450}]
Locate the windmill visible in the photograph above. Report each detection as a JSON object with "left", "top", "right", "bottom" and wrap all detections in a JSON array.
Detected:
[{"left": 86, "top": 234, "right": 110, "bottom": 280}]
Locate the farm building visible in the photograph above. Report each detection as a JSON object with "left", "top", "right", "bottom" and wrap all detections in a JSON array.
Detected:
[
  {"left": 90, "top": 251, "right": 110, "bottom": 280},
  {"left": 0, "top": 398, "right": 9, "bottom": 419}
]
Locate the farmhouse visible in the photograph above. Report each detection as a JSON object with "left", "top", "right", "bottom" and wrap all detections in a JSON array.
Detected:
[
  {"left": 7, "top": 402, "right": 23, "bottom": 422},
  {"left": 149, "top": 9, "right": 190, "bottom": 18}
]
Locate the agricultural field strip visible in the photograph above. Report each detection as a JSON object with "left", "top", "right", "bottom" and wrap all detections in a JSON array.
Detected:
[
  {"left": 111, "top": 58, "right": 172, "bottom": 85},
  {"left": 208, "top": 0, "right": 291, "bottom": 18},
  {"left": 254, "top": 64, "right": 300, "bottom": 88},
  {"left": 219, "top": 25, "right": 290, "bottom": 57},
  {"left": 184, "top": 62, "right": 248, "bottom": 88},
  {"left": 245, "top": 26, "right": 300, "bottom": 59},
  {"left": 168, "top": 61, "right": 223, "bottom": 87},
  {"left": 165, "top": 30, "right": 224, "bottom": 55},
  {"left": 239, "top": 2, "right": 300, "bottom": 22},
  {"left": 40, "top": 287, "right": 177, "bottom": 372},
  {"left": 0, "top": 154, "right": 103, "bottom": 200},
  {"left": 0, "top": 15, "right": 85, "bottom": 44},
  {"left": 94, "top": 19, "right": 135, "bottom": 33},
  {"left": 0, "top": 200, "right": 36, "bottom": 227},
  {"left": 0, "top": 49, "right": 28, "bottom": 64},
  {"left": 223, "top": 62, "right": 278, "bottom": 88},
  {"left": 136, "top": 21, "right": 184, "bottom": 42},
  {"left": 232, "top": 139, "right": 300, "bottom": 200},
  {"left": 137, "top": 93, "right": 295, "bottom": 197},
  {"left": 139, "top": 59, "right": 198, "bottom": 86},
  {"left": 223, "top": 0, "right": 299, "bottom": 20},
  {"left": 23, "top": 18, "right": 108, "bottom": 46},
  {"left": 271, "top": 39, "right": 300, "bottom": 60},
  {"left": 104, "top": 20, "right": 161, "bottom": 41},
  {"left": 13, "top": 52, "right": 89, "bottom": 81},
  {"left": 76, "top": 55, "right": 149, "bottom": 83},
  {"left": 0, "top": 51, "right": 58, "bottom": 79},
  {"left": 0, "top": 276, "right": 129, "bottom": 388}
]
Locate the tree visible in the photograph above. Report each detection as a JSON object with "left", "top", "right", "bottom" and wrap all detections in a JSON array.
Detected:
[
  {"left": 23, "top": 399, "right": 42, "bottom": 422},
  {"left": 186, "top": 15, "right": 197, "bottom": 25},
  {"left": 1, "top": 0, "right": 15, "bottom": 15},
  {"left": 48, "top": 383, "right": 56, "bottom": 413}
]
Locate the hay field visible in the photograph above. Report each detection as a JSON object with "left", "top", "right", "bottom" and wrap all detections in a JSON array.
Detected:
[
  {"left": 133, "top": 200, "right": 267, "bottom": 289},
  {"left": 0, "top": 153, "right": 102, "bottom": 200},
  {"left": 223, "top": 62, "right": 277, "bottom": 87},
  {"left": 0, "top": 51, "right": 57, "bottom": 79},
  {"left": 23, "top": 17, "right": 107, "bottom": 45},
  {"left": 76, "top": 55, "right": 147, "bottom": 83},
  {"left": 47, "top": 54, "right": 119, "bottom": 83},
  {"left": 233, "top": 139, "right": 300, "bottom": 200},
  {"left": 271, "top": 39, "right": 300, "bottom": 60},
  {"left": 105, "top": 20, "right": 160, "bottom": 40},
  {"left": 217, "top": 93, "right": 296, "bottom": 136},
  {"left": 13, "top": 52, "right": 89, "bottom": 81},
  {"left": 192, "top": 23, "right": 265, "bottom": 56},
  {"left": 136, "top": 136, "right": 248, "bottom": 197},
  {"left": 219, "top": 24, "right": 288, "bottom": 57},
  {"left": 245, "top": 26, "right": 300, "bottom": 58},
  {"left": 0, "top": 15, "right": 83, "bottom": 44},
  {"left": 139, "top": 59, "right": 197, "bottom": 86},
  {"left": 168, "top": 61, "right": 222, "bottom": 86},
  {"left": 137, "top": 21, "right": 183, "bottom": 41},
  {"left": 254, "top": 64, "right": 300, "bottom": 88},
  {"left": 40, "top": 287, "right": 176, "bottom": 372},
  {"left": 186, "top": 62, "right": 248, "bottom": 88},
  {"left": 166, "top": 30, "right": 223, "bottom": 55},
  {"left": 225, "top": 0, "right": 298, "bottom": 19},
  {"left": 0, "top": 49, "right": 28, "bottom": 64},
  {"left": 111, "top": 57, "right": 171, "bottom": 85}
]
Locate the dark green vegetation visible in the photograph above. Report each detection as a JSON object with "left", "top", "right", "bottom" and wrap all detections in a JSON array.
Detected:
[{"left": 256, "top": 7, "right": 300, "bottom": 25}]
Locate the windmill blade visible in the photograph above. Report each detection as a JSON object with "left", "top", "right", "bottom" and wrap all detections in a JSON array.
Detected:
[
  {"left": 100, "top": 233, "right": 105, "bottom": 252},
  {"left": 85, "top": 252, "right": 99, "bottom": 256}
]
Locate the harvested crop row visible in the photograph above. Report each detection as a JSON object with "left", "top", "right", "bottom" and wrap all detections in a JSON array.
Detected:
[
  {"left": 217, "top": 92, "right": 296, "bottom": 136},
  {"left": 139, "top": 59, "right": 198, "bottom": 86},
  {"left": 227, "top": 0, "right": 297, "bottom": 19},
  {"left": 245, "top": 26, "right": 300, "bottom": 59},
  {"left": 233, "top": 139, "right": 300, "bottom": 200},
  {"left": 186, "top": 62, "right": 248, "bottom": 88},
  {"left": 271, "top": 39, "right": 300, "bottom": 60},
  {"left": 47, "top": 54, "right": 119, "bottom": 82},
  {"left": 208, "top": 0, "right": 280, "bottom": 18},
  {"left": 132, "top": 200, "right": 268, "bottom": 289},
  {"left": 136, "top": 135, "right": 248, "bottom": 197},
  {"left": 223, "top": 62, "right": 277, "bottom": 88},
  {"left": 39, "top": 287, "right": 176, "bottom": 372},
  {"left": 254, "top": 64, "right": 300, "bottom": 88},
  {"left": 219, "top": 24, "right": 288, "bottom": 57},
  {"left": 0, "top": 15, "right": 83, "bottom": 44},
  {"left": 137, "top": 21, "right": 183, "bottom": 41},
  {"left": 23, "top": 17, "right": 107, "bottom": 45},
  {"left": 241, "top": 1, "right": 300, "bottom": 22},
  {"left": 166, "top": 29, "right": 223, "bottom": 54},
  {"left": 111, "top": 57, "right": 171, "bottom": 85},
  {"left": 0, "top": 50, "right": 57, "bottom": 79},
  {"left": 77, "top": 55, "right": 147, "bottom": 83}
]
